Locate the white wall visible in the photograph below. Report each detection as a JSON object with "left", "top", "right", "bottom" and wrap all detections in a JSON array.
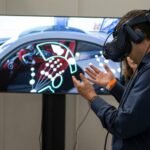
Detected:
[
  {"left": 0, "top": 93, "right": 42, "bottom": 150},
  {"left": 78, "top": 0, "right": 149, "bottom": 17},
  {"left": 5, "top": 0, "right": 78, "bottom": 16},
  {"left": 0, "top": 0, "right": 150, "bottom": 150},
  {"left": 0, "top": 0, "right": 6, "bottom": 14},
  {"left": 4, "top": 0, "right": 150, "bottom": 17}
]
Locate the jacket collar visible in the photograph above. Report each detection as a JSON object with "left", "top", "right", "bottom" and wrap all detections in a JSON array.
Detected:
[{"left": 138, "top": 52, "right": 150, "bottom": 70}]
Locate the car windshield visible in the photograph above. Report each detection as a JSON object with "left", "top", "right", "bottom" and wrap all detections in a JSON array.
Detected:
[{"left": 0, "top": 37, "right": 18, "bottom": 51}]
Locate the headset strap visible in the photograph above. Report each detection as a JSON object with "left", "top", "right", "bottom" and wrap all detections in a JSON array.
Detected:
[{"left": 126, "top": 11, "right": 150, "bottom": 26}]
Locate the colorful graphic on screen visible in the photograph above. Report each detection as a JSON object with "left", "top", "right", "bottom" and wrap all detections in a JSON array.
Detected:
[{"left": 0, "top": 16, "right": 120, "bottom": 94}]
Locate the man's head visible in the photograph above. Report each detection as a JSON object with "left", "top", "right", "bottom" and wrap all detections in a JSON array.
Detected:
[{"left": 103, "top": 9, "right": 150, "bottom": 64}]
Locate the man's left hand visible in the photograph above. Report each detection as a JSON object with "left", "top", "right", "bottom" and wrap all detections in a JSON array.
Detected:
[{"left": 72, "top": 73, "right": 97, "bottom": 102}]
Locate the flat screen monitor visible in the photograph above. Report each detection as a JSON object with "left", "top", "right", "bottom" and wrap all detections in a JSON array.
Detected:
[{"left": 0, "top": 15, "right": 120, "bottom": 94}]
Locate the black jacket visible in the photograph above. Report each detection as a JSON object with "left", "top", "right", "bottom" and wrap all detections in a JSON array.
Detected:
[{"left": 91, "top": 53, "right": 150, "bottom": 150}]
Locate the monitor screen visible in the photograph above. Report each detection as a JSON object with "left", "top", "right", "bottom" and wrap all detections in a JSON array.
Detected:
[{"left": 0, "top": 15, "right": 120, "bottom": 94}]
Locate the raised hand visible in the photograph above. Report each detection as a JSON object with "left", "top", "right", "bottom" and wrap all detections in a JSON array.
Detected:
[
  {"left": 85, "top": 64, "right": 116, "bottom": 88},
  {"left": 72, "top": 73, "right": 97, "bottom": 101}
]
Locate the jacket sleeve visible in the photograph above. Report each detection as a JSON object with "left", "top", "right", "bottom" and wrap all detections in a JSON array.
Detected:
[
  {"left": 110, "top": 81, "right": 125, "bottom": 103},
  {"left": 91, "top": 68, "right": 150, "bottom": 139}
]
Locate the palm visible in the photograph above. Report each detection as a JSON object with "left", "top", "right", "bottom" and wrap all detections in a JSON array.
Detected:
[
  {"left": 94, "top": 71, "right": 114, "bottom": 87},
  {"left": 85, "top": 64, "right": 115, "bottom": 88}
]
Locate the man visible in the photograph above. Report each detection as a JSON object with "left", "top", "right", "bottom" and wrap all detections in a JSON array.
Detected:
[{"left": 72, "top": 9, "right": 150, "bottom": 150}]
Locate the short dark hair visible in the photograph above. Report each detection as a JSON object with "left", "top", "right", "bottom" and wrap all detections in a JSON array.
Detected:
[{"left": 117, "top": 9, "right": 150, "bottom": 40}]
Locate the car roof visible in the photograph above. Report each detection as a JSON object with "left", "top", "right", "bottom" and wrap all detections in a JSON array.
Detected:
[
  {"left": 0, "top": 31, "right": 104, "bottom": 60},
  {"left": 19, "top": 25, "right": 85, "bottom": 37}
]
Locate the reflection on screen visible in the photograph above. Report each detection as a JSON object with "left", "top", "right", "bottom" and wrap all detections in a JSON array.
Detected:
[{"left": 0, "top": 16, "right": 120, "bottom": 94}]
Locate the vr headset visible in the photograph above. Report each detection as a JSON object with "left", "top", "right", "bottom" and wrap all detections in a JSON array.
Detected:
[{"left": 103, "top": 10, "right": 150, "bottom": 62}]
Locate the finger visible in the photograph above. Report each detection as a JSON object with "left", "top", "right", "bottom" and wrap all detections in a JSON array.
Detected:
[
  {"left": 89, "top": 64, "right": 100, "bottom": 74},
  {"left": 86, "top": 67, "right": 97, "bottom": 76},
  {"left": 103, "top": 64, "right": 112, "bottom": 73},
  {"left": 85, "top": 68, "right": 96, "bottom": 79},
  {"left": 72, "top": 76, "right": 80, "bottom": 87},
  {"left": 87, "top": 77, "right": 97, "bottom": 84},
  {"left": 80, "top": 73, "right": 89, "bottom": 83}
]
